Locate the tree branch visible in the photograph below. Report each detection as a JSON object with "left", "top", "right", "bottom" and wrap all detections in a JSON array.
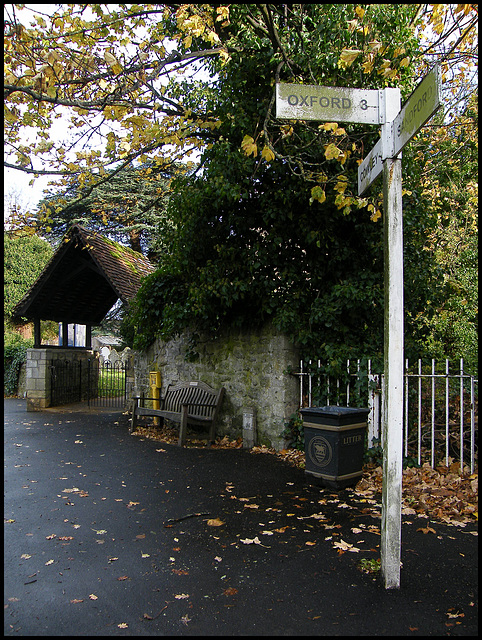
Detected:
[{"left": 4, "top": 161, "right": 81, "bottom": 176}]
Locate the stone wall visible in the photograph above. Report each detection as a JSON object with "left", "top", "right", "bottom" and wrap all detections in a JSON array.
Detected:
[{"left": 132, "top": 324, "right": 300, "bottom": 450}]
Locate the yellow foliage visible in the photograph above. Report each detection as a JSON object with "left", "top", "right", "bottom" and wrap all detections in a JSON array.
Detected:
[
  {"left": 324, "top": 143, "right": 341, "bottom": 161},
  {"left": 337, "top": 49, "right": 362, "bottom": 69},
  {"left": 321, "top": 122, "right": 338, "bottom": 132},
  {"left": 310, "top": 186, "right": 326, "bottom": 205},
  {"left": 241, "top": 135, "right": 257, "bottom": 157},
  {"left": 261, "top": 145, "right": 275, "bottom": 163}
]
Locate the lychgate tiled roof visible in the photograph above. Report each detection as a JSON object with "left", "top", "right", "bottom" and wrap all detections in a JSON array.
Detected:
[{"left": 12, "top": 225, "right": 155, "bottom": 325}]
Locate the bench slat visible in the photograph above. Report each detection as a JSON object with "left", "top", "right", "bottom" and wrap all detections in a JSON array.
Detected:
[{"left": 131, "top": 381, "right": 225, "bottom": 446}]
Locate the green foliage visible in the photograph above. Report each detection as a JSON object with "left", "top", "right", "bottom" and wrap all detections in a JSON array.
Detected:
[
  {"left": 4, "top": 333, "right": 32, "bottom": 396},
  {"left": 4, "top": 232, "right": 53, "bottom": 318},
  {"left": 402, "top": 93, "right": 478, "bottom": 372},
  {"left": 7, "top": 4, "right": 472, "bottom": 370},
  {"left": 283, "top": 412, "right": 305, "bottom": 451},
  {"left": 34, "top": 164, "right": 175, "bottom": 254},
  {"left": 123, "top": 144, "right": 386, "bottom": 359},
  {"left": 364, "top": 438, "right": 383, "bottom": 466},
  {"left": 121, "top": 4, "right": 422, "bottom": 360},
  {"left": 120, "top": 269, "right": 189, "bottom": 350},
  {"left": 358, "top": 558, "right": 381, "bottom": 574}
]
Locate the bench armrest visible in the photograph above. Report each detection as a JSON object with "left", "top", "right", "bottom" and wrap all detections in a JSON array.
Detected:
[{"left": 132, "top": 396, "right": 166, "bottom": 408}]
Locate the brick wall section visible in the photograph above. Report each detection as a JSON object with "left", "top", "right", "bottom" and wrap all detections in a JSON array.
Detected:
[{"left": 132, "top": 324, "right": 300, "bottom": 450}]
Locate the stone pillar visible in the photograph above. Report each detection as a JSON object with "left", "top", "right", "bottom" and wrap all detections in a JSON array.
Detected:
[{"left": 25, "top": 348, "right": 51, "bottom": 411}]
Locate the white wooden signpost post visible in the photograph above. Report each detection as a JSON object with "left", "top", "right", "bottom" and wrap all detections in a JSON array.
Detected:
[{"left": 276, "top": 66, "right": 442, "bottom": 589}]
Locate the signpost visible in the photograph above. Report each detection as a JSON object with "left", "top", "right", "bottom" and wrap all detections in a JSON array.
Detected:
[
  {"left": 358, "top": 137, "right": 383, "bottom": 196},
  {"left": 276, "top": 66, "right": 442, "bottom": 589},
  {"left": 358, "top": 65, "right": 442, "bottom": 194},
  {"left": 391, "top": 65, "right": 442, "bottom": 158},
  {"left": 276, "top": 83, "right": 383, "bottom": 124}
]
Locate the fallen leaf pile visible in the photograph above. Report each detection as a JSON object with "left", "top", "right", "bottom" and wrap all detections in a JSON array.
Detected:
[
  {"left": 131, "top": 425, "right": 477, "bottom": 526},
  {"left": 250, "top": 448, "right": 478, "bottom": 527},
  {"left": 131, "top": 424, "right": 243, "bottom": 449},
  {"left": 362, "top": 461, "right": 478, "bottom": 526}
]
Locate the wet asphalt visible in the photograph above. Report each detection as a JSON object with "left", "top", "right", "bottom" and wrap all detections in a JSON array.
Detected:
[{"left": 4, "top": 398, "right": 478, "bottom": 636}]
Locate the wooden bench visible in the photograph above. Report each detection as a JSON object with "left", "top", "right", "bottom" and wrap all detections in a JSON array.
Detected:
[{"left": 130, "top": 381, "right": 225, "bottom": 446}]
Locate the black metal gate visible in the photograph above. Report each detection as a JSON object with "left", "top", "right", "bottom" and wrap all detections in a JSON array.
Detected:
[
  {"left": 87, "top": 359, "right": 127, "bottom": 409},
  {"left": 50, "top": 358, "right": 127, "bottom": 408},
  {"left": 50, "top": 359, "right": 83, "bottom": 406}
]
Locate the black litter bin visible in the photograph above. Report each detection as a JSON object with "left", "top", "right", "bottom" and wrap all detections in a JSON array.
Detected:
[{"left": 300, "top": 406, "right": 370, "bottom": 490}]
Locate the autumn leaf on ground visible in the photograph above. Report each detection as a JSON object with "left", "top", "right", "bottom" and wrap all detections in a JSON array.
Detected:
[
  {"left": 240, "top": 536, "right": 270, "bottom": 548},
  {"left": 70, "top": 599, "right": 83, "bottom": 604},
  {"left": 333, "top": 539, "right": 360, "bottom": 553},
  {"left": 172, "top": 568, "right": 189, "bottom": 575},
  {"left": 307, "top": 513, "right": 328, "bottom": 521},
  {"left": 117, "top": 623, "right": 128, "bottom": 628},
  {"left": 46, "top": 534, "right": 56, "bottom": 539},
  {"left": 89, "top": 594, "right": 98, "bottom": 600},
  {"left": 20, "top": 554, "right": 31, "bottom": 559},
  {"left": 446, "top": 609, "right": 465, "bottom": 619},
  {"left": 117, "top": 576, "right": 129, "bottom": 581},
  {"left": 223, "top": 587, "right": 238, "bottom": 596},
  {"left": 207, "top": 518, "right": 224, "bottom": 527},
  {"left": 174, "top": 593, "right": 190, "bottom": 599},
  {"left": 417, "top": 526, "right": 436, "bottom": 534},
  {"left": 45, "top": 559, "right": 55, "bottom": 565}
]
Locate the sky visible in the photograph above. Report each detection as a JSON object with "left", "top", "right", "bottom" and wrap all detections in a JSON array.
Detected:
[{"left": 4, "top": 5, "right": 64, "bottom": 220}]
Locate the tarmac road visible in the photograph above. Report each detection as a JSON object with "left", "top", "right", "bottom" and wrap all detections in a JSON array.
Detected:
[{"left": 4, "top": 398, "right": 478, "bottom": 636}]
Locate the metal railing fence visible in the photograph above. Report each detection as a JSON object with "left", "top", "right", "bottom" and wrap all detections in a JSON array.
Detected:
[{"left": 292, "top": 358, "right": 478, "bottom": 473}]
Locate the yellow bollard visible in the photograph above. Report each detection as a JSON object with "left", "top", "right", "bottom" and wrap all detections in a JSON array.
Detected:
[{"left": 149, "top": 371, "right": 162, "bottom": 425}]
